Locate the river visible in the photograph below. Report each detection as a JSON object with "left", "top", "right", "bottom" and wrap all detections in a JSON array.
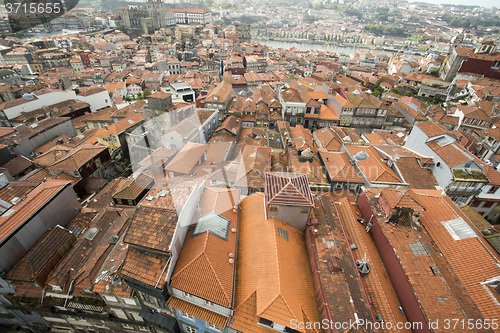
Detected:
[
  {"left": 252, "top": 38, "right": 400, "bottom": 56},
  {"left": 252, "top": 39, "right": 363, "bottom": 55}
]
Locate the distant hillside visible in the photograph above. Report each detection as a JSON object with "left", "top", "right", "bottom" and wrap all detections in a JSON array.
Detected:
[{"left": 77, "top": 0, "right": 146, "bottom": 12}]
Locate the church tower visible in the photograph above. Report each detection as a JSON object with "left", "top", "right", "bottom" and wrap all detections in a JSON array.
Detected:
[
  {"left": 449, "top": 30, "right": 464, "bottom": 54},
  {"left": 147, "top": 0, "right": 166, "bottom": 29}
]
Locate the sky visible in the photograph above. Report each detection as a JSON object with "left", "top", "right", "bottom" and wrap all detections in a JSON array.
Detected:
[{"left": 409, "top": 0, "right": 497, "bottom": 9}]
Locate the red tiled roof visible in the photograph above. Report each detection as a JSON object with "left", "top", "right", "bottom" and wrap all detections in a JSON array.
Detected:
[
  {"left": 124, "top": 205, "right": 178, "bottom": 252},
  {"left": 165, "top": 142, "right": 207, "bottom": 175},
  {"left": 1, "top": 155, "right": 32, "bottom": 177},
  {"left": 170, "top": 188, "right": 239, "bottom": 307},
  {"left": 417, "top": 121, "right": 452, "bottom": 138},
  {"left": 318, "top": 150, "right": 364, "bottom": 183},
  {"left": 0, "top": 181, "right": 70, "bottom": 244},
  {"left": 112, "top": 170, "right": 154, "bottom": 200},
  {"left": 168, "top": 297, "right": 228, "bottom": 327},
  {"left": 426, "top": 141, "right": 471, "bottom": 167},
  {"left": 346, "top": 145, "right": 403, "bottom": 184},
  {"left": 265, "top": 172, "right": 314, "bottom": 207},
  {"left": 231, "top": 193, "right": 322, "bottom": 333},
  {"left": 120, "top": 247, "right": 169, "bottom": 288}
]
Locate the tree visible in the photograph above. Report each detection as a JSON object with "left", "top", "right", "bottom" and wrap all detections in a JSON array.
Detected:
[
  {"left": 143, "top": 89, "right": 151, "bottom": 97},
  {"left": 116, "top": 24, "right": 126, "bottom": 33},
  {"left": 405, "top": 91, "right": 414, "bottom": 97},
  {"left": 390, "top": 87, "right": 400, "bottom": 94}
]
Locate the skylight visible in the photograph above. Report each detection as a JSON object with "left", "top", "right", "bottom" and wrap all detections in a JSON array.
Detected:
[
  {"left": 442, "top": 218, "right": 477, "bottom": 241},
  {"left": 193, "top": 212, "right": 230, "bottom": 240}
]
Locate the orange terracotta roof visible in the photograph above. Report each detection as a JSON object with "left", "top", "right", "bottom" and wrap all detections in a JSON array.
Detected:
[
  {"left": 318, "top": 149, "right": 364, "bottom": 183},
  {"left": 138, "top": 148, "right": 176, "bottom": 169},
  {"left": 319, "top": 104, "right": 339, "bottom": 121},
  {"left": 265, "top": 172, "right": 314, "bottom": 207},
  {"left": 170, "top": 188, "right": 239, "bottom": 307},
  {"left": 413, "top": 189, "right": 500, "bottom": 321},
  {"left": 363, "top": 133, "right": 387, "bottom": 145},
  {"left": 124, "top": 205, "right": 178, "bottom": 252},
  {"left": 313, "top": 127, "right": 342, "bottom": 151},
  {"left": 381, "top": 188, "right": 424, "bottom": 212},
  {"left": 346, "top": 145, "right": 403, "bottom": 184},
  {"left": 0, "top": 181, "right": 70, "bottom": 244},
  {"left": 231, "top": 193, "right": 322, "bottom": 333},
  {"left": 290, "top": 125, "right": 314, "bottom": 152},
  {"left": 34, "top": 143, "right": 107, "bottom": 172},
  {"left": 417, "top": 121, "right": 452, "bottom": 138},
  {"left": 112, "top": 170, "right": 155, "bottom": 200},
  {"left": 426, "top": 141, "right": 471, "bottom": 167},
  {"left": 1, "top": 155, "right": 32, "bottom": 177},
  {"left": 120, "top": 247, "right": 169, "bottom": 288},
  {"left": 307, "top": 91, "right": 328, "bottom": 100},
  {"left": 335, "top": 197, "right": 411, "bottom": 332},
  {"left": 308, "top": 195, "right": 375, "bottom": 327},
  {"left": 363, "top": 188, "right": 500, "bottom": 327},
  {"left": 165, "top": 142, "right": 207, "bottom": 175},
  {"left": 394, "top": 157, "right": 438, "bottom": 190},
  {"left": 148, "top": 91, "right": 172, "bottom": 100},
  {"left": 95, "top": 113, "right": 145, "bottom": 138},
  {"left": 234, "top": 145, "right": 272, "bottom": 190},
  {"left": 167, "top": 297, "right": 228, "bottom": 328}
]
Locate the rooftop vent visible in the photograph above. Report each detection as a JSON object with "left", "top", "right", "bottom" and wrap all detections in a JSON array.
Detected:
[
  {"left": 108, "top": 235, "right": 119, "bottom": 244},
  {"left": 11, "top": 197, "right": 21, "bottom": 205},
  {"left": 356, "top": 259, "right": 371, "bottom": 275}
]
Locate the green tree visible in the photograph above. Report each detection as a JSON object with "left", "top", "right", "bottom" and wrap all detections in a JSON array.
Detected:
[
  {"left": 143, "top": 89, "right": 151, "bottom": 97},
  {"left": 116, "top": 24, "right": 126, "bottom": 33},
  {"left": 405, "top": 91, "right": 414, "bottom": 97}
]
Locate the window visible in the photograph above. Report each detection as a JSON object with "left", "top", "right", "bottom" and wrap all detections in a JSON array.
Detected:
[
  {"left": 140, "top": 292, "right": 153, "bottom": 304},
  {"left": 183, "top": 291, "right": 192, "bottom": 299},
  {"left": 207, "top": 322, "right": 222, "bottom": 332},
  {"left": 470, "top": 200, "right": 480, "bottom": 207},
  {"left": 204, "top": 300, "right": 214, "bottom": 307},
  {"left": 488, "top": 186, "right": 498, "bottom": 194},
  {"left": 184, "top": 325, "right": 197, "bottom": 333},
  {"left": 181, "top": 311, "right": 194, "bottom": 321},
  {"left": 103, "top": 295, "right": 117, "bottom": 302},
  {"left": 114, "top": 309, "right": 128, "bottom": 320},
  {"left": 482, "top": 201, "right": 494, "bottom": 208},
  {"left": 122, "top": 297, "right": 137, "bottom": 305},
  {"left": 300, "top": 207, "right": 310, "bottom": 215},
  {"left": 277, "top": 227, "right": 289, "bottom": 241},
  {"left": 269, "top": 205, "right": 279, "bottom": 213},
  {"left": 122, "top": 323, "right": 133, "bottom": 329}
]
